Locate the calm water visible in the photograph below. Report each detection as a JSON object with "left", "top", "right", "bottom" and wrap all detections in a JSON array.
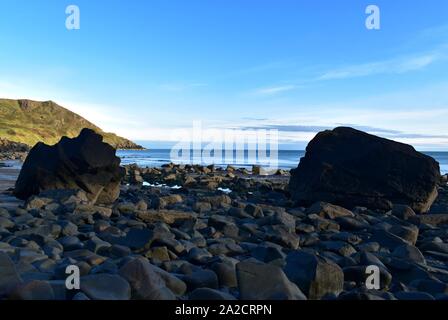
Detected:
[{"left": 117, "top": 149, "right": 448, "bottom": 174}]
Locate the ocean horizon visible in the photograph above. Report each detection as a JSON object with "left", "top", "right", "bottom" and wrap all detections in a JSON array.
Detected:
[{"left": 117, "top": 149, "right": 448, "bottom": 175}]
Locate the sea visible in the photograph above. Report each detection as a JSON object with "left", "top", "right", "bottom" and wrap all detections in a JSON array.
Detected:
[{"left": 117, "top": 149, "right": 448, "bottom": 175}]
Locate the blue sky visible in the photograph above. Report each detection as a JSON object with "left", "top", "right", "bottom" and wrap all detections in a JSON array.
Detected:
[{"left": 1, "top": 0, "right": 448, "bottom": 150}]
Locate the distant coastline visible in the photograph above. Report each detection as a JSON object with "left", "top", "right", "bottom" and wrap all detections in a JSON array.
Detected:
[
  {"left": 120, "top": 149, "right": 448, "bottom": 174},
  {"left": 2, "top": 148, "right": 447, "bottom": 174}
]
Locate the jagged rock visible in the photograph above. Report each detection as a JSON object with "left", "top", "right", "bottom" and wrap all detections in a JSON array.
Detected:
[
  {"left": 119, "top": 257, "right": 175, "bottom": 300},
  {"left": 391, "top": 205, "right": 416, "bottom": 220},
  {"left": 284, "top": 250, "right": 344, "bottom": 299},
  {"left": 389, "top": 225, "right": 419, "bottom": 245},
  {"left": 236, "top": 260, "right": 306, "bottom": 300},
  {"left": 306, "top": 202, "right": 354, "bottom": 219},
  {"left": 250, "top": 244, "right": 286, "bottom": 263},
  {"left": 32, "top": 189, "right": 90, "bottom": 206},
  {"left": 392, "top": 244, "right": 426, "bottom": 265},
  {"left": 0, "top": 252, "right": 23, "bottom": 297},
  {"left": 193, "top": 201, "right": 212, "bottom": 213},
  {"left": 81, "top": 274, "right": 131, "bottom": 300},
  {"left": 410, "top": 214, "right": 448, "bottom": 227},
  {"left": 181, "top": 269, "right": 219, "bottom": 291},
  {"left": 149, "top": 265, "right": 187, "bottom": 296},
  {"left": 264, "top": 225, "right": 300, "bottom": 249},
  {"left": 188, "top": 247, "right": 213, "bottom": 264},
  {"left": 210, "top": 261, "right": 238, "bottom": 288},
  {"left": 136, "top": 210, "right": 196, "bottom": 225},
  {"left": 0, "top": 216, "right": 14, "bottom": 229},
  {"left": 10, "top": 280, "right": 55, "bottom": 300},
  {"left": 244, "top": 203, "right": 263, "bottom": 218},
  {"left": 369, "top": 229, "right": 410, "bottom": 250},
  {"left": 109, "top": 228, "right": 154, "bottom": 250},
  {"left": 289, "top": 127, "right": 440, "bottom": 213},
  {"left": 336, "top": 216, "right": 369, "bottom": 230},
  {"left": 14, "top": 128, "right": 125, "bottom": 204},
  {"left": 208, "top": 215, "right": 239, "bottom": 238}
]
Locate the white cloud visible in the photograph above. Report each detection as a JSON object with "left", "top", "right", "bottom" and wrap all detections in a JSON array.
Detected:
[
  {"left": 252, "top": 85, "right": 299, "bottom": 96},
  {"left": 227, "top": 82, "right": 448, "bottom": 150},
  {"left": 317, "top": 52, "right": 442, "bottom": 81}
]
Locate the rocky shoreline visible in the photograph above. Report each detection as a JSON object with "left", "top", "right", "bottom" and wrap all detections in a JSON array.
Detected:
[
  {"left": 1, "top": 128, "right": 448, "bottom": 300},
  {"left": 0, "top": 161, "right": 447, "bottom": 300},
  {"left": 0, "top": 138, "right": 30, "bottom": 161}
]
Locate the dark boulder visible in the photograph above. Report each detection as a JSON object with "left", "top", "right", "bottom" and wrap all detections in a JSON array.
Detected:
[
  {"left": 14, "top": 128, "right": 124, "bottom": 204},
  {"left": 0, "top": 252, "right": 23, "bottom": 298},
  {"left": 284, "top": 250, "right": 344, "bottom": 299},
  {"left": 289, "top": 127, "right": 440, "bottom": 213},
  {"left": 236, "top": 260, "right": 307, "bottom": 300}
]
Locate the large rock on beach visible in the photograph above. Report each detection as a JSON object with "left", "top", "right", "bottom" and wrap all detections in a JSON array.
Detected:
[
  {"left": 81, "top": 274, "right": 131, "bottom": 300},
  {"left": 236, "top": 260, "right": 306, "bottom": 300},
  {"left": 119, "top": 257, "right": 176, "bottom": 300},
  {"left": 289, "top": 127, "right": 440, "bottom": 213},
  {"left": 0, "top": 252, "right": 23, "bottom": 298},
  {"left": 14, "top": 128, "right": 124, "bottom": 204},
  {"left": 284, "top": 250, "right": 344, "bottom": 299}
]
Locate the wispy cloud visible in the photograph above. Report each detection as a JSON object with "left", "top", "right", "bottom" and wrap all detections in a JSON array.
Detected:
[
  {"left": 246, "top": 46, "right": 447, "bottom": 96},
  {"left": 241, "top": 117, "right": 269, "bottom": 121},
  {"left": 317, "top": 52, "right": 442, "bottom": 81},
  {"left": 254, "top": 124, "right": 402, "bottom": 135},
  {"left": 251, "top": 84, "right": 300, "bottom": 96},
  {"left": 218, "top": 81, "right": 448, "bottom": 150},
  {"left": 222, "top": 121, "right": 448, "bottom": 150}
]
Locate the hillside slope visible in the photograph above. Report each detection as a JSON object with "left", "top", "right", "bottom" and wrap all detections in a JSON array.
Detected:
[{"left": 0, "top": 99, "right": 143, "bottom": 149}]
